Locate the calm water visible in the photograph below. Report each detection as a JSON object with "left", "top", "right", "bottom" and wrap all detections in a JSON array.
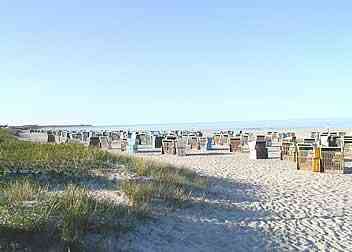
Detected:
[{"left": 44, "top": 118, "right": 352, "bottom": 132}]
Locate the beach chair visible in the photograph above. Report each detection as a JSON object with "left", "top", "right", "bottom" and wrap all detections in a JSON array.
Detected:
[
  {"left": 241, "top": 134, "right": 249, "bottom": 145},
  {"left": 321, "top": 147, "right": 344, "bottom": 173},
  {"left": 320, "top": 134, "right": 329, "bottom": 147},
  {"left": 82, "top": 132, "right": 90, "bottom": 143},
  {"left": 249, "top": 141, "right": 268, "bottom": 159},
  {"left": 255, "top": 141, "right": 268, "bottom": 159},
  {"left": 199, "top": 137, "right": 207, "bottom": 152},
  {"left": 176, "top": 139, "right": 187, "bottom": 156},
  {"left": 256, "top": 135, "right": 266, "bottom": 141},
  {"left": 281, "top": 141, "right": 290, "bottom": 160},
  {"left": 304, "top": 138, "right": 316, "bottom": 145},
  {"left": 47, "top": 133, "right": 56, "bottom": 143},
  {"left": 229, "top": 137, "right": 241, "bottom": 153},
  {"left": 100, "top": 136, "right": 110, "bottom": 149},
  {"left": 121, "top": 139, "right": 128, "bottom": 152},
  {"left": 267, "top": 143, "right": 281, "bottom": 159},
  {"left": 213, "top": 134, "right": 221, "bottom": 145},
  {"left": 288, "top": 132, "right": 296, "bottom": 138},
  {"left": 297, "top": 145, "right": 314, "bottom": 171},
  {"left": 240, "top": 134, "right": 250, "bottom": 153},
  {"left": 288, "top": 143, "right": 298, "bottom": 162},
  {"left": 127, "top": 133, "right": 137, "bottom": 154},
  {"left": 89, "top": 137, "right": 101, "bottom": 148},
  {"left": 154, "top": 136, "right": 163, "bottom": 148},
  {"left": 327, "top": 136, "right": 340, "bottom": 147},
  {"left": 271, "top": 132, "right": 279, "bottom": 143},
  {"left": 248, "top": 141, "right": 257, "bottom": 159},
  {"left": 190, "top": 137, "right": 199, "bottom": 150},
  {"left": 338, "top": 132, "right": 346, "bottom": 138},
  {"left": 311, "top": 132, "right": 320, "bottom": 140},
  {"left": 206, "top": 137, "right": 213, "bottom": 150},
  {"left": 162, "top": 140, "right": 176, "bottom": 155},
  {"left": 312, "top": 147, "right": 321, "bottom": 172},
  {"left": 222, "top": 134, "right": 230, "bottom": 145},
  {"left": 110, "top": 139, "right": 122, "bottom": 150},
  {"left": 343, "top": 139, "right": 352, "bottom": 173}
]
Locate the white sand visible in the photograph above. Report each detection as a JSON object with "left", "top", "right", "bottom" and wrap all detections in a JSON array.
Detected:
[
  {"left": 119, "top": 153, "right": 352, "bottom": 252},
  {"left": 26, "top": 130, "right": 352, "bottom": 251}
]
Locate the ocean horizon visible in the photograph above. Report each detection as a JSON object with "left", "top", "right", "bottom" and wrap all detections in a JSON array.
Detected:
[{"left": 41, "top": 118, "right": 352, "bottom": 131}]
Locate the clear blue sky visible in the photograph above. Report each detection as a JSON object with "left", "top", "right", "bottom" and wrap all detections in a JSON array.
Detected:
[{"left": 1, "top": 1, "right": 352, "bottom": 125}]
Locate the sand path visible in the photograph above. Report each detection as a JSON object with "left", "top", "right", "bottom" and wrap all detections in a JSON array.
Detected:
[{"left": 120, "top": 153, "right": 352, "bottom": 251}]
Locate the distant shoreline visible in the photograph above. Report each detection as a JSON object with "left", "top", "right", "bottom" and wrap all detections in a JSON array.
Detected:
[
  {"left": 6, "top": 118, "right": 352, "bottom": 131},
  {"left": 10, "top": 124, "right": 93, "bottom": 130}
]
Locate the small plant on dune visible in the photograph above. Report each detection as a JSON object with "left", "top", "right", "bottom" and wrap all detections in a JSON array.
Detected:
[
  {"left": 121, "top": 155, "right": 207, "bottom": 211},
  {"left": 0, "top": 180, "right": 53, "bottom": 236},
  {"left": 119, "top": 157, "right": 208, "bottom": 208},
  {"left": 2, "top": 178, "right": 47, "bottom": 204},
  {"left": 51, "top": 185, "right": 96, "bottom": 243},
  {"left": 121, "top": 181, "right": 154, "bottom": 208},
  {"left": 50, "top": 184, "right": 134, "bottom": 246},
  {"left": 135, "top": 160, "right": 207, "bottom": 190},
  {"left": 134, "top": 158, "right": 147, "bottom": 175}
]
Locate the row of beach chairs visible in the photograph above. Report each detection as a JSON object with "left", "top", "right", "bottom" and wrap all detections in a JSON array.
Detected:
[{"left": 282, "top": 134, "right": 352, "bottom": 174}]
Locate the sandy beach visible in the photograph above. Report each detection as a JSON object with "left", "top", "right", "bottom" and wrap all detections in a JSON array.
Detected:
[
  {"left": 19, "top": 129, "right": 352, "bottom": 251},
  {"left": 117, "top": 153, "right": 352, "bottom": 251}
]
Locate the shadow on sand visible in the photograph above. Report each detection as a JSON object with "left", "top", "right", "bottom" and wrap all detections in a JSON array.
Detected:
[{"left": 116, "top": 174, "right": 279, "bottom": 252}]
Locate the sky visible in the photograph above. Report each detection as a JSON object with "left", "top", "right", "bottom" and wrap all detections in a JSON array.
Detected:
[{"left": 1, "top": 1, "right": 352, "bottom": 126}]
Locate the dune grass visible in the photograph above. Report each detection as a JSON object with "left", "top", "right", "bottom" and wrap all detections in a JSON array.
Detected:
[
  {"left": 0, "top": 129, "right": 208, "bottom": 250},
  {"left": 51, "top": 185, "right": 135, "bottom": 244},
  {"left": 0, "top": 178, "right": 46, "bottom": 203},
  {"left": 0, "top": 129, "right": 118, "bottom": 178},
  {"left": 121, "top": 158, "right": 208, "bottom": 207},
  {"left": 0, "top": 181, "right": 136, "bottom": 250}
]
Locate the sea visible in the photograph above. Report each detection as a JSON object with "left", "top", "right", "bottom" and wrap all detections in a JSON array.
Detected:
[{"left": 42, "top": 118, "right": 352, "bottom": 132}]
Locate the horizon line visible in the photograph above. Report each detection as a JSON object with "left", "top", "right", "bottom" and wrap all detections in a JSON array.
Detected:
[{"left": 10, "top": 116, "right": 352, "bottom": 128}]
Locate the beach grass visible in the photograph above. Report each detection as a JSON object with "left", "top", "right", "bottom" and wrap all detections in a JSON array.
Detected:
[
  {"left": 0, "top": 128, "right": 207, "bottom": 250},
  {"left": 121, "top": 158, "right": 207, "bottom": 208},
  {"left": 0, "top": 181, "right": 135, "bottom": 250},
  {"left": 0, "top": 129, "right": 118, "bottom": 177}
]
